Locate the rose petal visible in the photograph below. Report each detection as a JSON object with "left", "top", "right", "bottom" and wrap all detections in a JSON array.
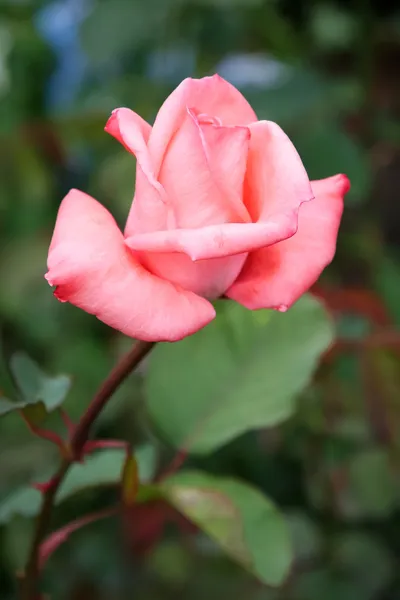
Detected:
[
  {"left": 104, "top": 108, "right": 169, "bottom": 234},
  {"left": 125, "top": 217, "right": 297, "bottom": 261},
  {"left": 192, "top": 110, "right": 251, "bottom": 222},
  {"left": 149, "top": 74, "right": 257, "bottom": 175},
  {"left": 244, "top": 120, "right": 313, "bottom": 222},
  {"left": 125, "top": 119, "right": 313, "bottom": 262},
  {"left": 46, "top": 189, "right": 215, "bottom": 342},
  {"left": 158, "top": 108, "right": 250, "bottom": 228},
  {"left": 226, "top": 174, "right": 349, "bottom": 310},
  {"left": 139, "top": 251, "right": 248, "bottom": 299}
]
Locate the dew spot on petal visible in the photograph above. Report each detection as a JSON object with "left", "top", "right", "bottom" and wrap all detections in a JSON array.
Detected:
[{"left": 276, "top": 304, "right": 288, "bottom": 313}]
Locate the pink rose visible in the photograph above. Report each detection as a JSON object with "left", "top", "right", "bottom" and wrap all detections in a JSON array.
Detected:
[{"left": 46, "top": 75, "right": 349, "bottom": 342}]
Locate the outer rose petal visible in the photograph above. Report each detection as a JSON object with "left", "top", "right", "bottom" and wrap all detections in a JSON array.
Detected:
[
  {"left": 158, "top": 108, "right": 249, "bottom": 228},
  {"left": 125, "top": 218, "right": 298, "bottom": 261},
  {"left": 104, "top": 108, "right": 169, "bottom": 234},
  {"left": 46, "top": 190, "right": 215, "bottom": 342},
  {"left": 149, "top": 74, "right": 257, "bottom": 175},
  {"left": 226, "top": 174, "right": 349, "bottom": 310},
  {"left": 244, "top": 121, "right": 313, "bottom": 222}
]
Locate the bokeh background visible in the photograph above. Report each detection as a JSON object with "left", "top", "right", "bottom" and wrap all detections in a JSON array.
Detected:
[{"left": 1, "top": 0, "right": 400, "bottom": 598}]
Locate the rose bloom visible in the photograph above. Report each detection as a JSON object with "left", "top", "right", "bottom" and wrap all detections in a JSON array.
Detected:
[{"left": 46, "top": 75, "right": 349, "bottom": 342}]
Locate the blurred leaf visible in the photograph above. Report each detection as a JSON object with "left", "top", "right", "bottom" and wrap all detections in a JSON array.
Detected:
[
  {"left": 0, "top": 487, "right": 40, "bottom": 523},
  {"left": 10, "top": 352, "right": 70, "bottom": 410},
  {"left": 311, "top": 4, "right": 357, "bottom": 50},
  {"left": 146, "top": 294, "right": 333, "bottom": 454},
  {"left": 332, "top": 532, "right": 394, "bottom": 599},
  {"left": 134, "top": 443, "right": 158, "bottom": 483},
  {"left": 286, "top": 511, "right": 322, "bottom": 563},
  {"left": 347, "top": 449, "right": 398, "bottom": 518},
  {"left": 0, "top": 446, "right": 155, "bottom": 523},
  {"left": 293, "top": 569, "right": 365, "bottom": 600},
  {"left": 150, "top": 539, "right": 193, "bottom": 585},
  {"left": 0, "top": 397, "right": 22, "bottom": 417},
  {"left": 80, "top": 0, "right": 171, "bottom": 67},
  {"left": 2, "top": 516, "right": 34, "bottom": 569},
  {"left": 162, "top": 470, "right": 292, "bottom": 586},
  {"left": 294, "top": 123, "right": 370, "bottom": 204},
  {"left": 245, "top": 70, "right": 327, "bottom": 125},
  {"left": 0, "top": 352, "right": 71, "bottom": 421}
]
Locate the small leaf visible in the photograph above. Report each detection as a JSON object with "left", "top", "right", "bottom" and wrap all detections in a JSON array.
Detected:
[
  {"left": 162, "top": 471, "right": 292, "bottom": 586},
  {"left": 121, "top": 453, "right": 139, "bottom": 506},
  {"left": 10, "top": 352, "right": 71, "bottom": 410},
  {"left": 0, "top": 352, "right": 72, "bottom": 420},
  {"left": 146, "top": 294, "right": 333, "bottom": 454}
]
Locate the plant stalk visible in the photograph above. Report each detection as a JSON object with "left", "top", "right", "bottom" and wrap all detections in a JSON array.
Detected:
[{"left": 20, "top": 340, "right": 155, "bottom": 600}]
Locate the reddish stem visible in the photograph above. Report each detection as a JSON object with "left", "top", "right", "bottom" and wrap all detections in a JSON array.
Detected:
[{"left": 21, "top": 340, "right": 154, "bottom": 600}]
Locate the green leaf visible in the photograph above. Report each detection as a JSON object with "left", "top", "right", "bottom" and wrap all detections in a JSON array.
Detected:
[
  {"left": 0, "top": 397, "right": 25, "bottom": 417},
  {"left": 58, "top": 445, "right": 156, "bottom": 503},
  {"left": 162, "top": 470, "right": 292, "bottom": 586},
  {"left": 0, "top": 487, "right": 41, "bottom": 523},
  {"left": 146, "top": 295, "right": 333, "bottom": 454},
  {"left": 0, "top": 446, "right": 156, "bottom": 524},
  {"left": 0, "top": 352, "right": 71, "bottom": 419}
]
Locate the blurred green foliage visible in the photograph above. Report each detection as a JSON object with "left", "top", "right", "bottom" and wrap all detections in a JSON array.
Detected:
[{"left": 1, "top": 0, "right": 400, "bottom": 598}]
